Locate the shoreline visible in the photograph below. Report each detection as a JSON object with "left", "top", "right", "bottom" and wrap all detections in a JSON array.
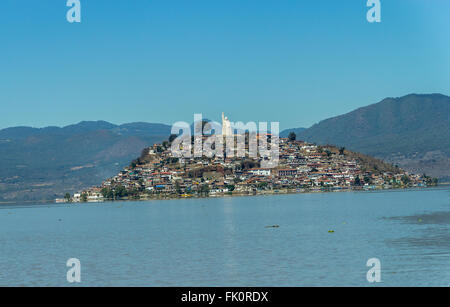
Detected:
[
  {"left": 64, "top": 184, "right": 445, "bottom": 204},
  {"left": 1, "top": 184, "right": 447, "bottom": 206}
]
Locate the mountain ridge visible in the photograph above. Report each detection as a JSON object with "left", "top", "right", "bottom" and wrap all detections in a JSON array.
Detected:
[
  {"left": 282, "top": 93, "right": 450, "bottom": 180},
  {"left": 0, "top": 121, "right": 173, "bottom": 202}
]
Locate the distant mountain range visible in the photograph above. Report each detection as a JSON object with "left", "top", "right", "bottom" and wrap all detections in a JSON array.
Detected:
[
  {"left": 0, "top": 121, "right": 171, "bottom": 202},
  {"left": 280, "top": 127, "right": 306, "bottom": 137},
  {"left": 282, "top": 94, "right": 450, "bottom": 181},
  {"left": 1, "top": 93, "right": 448, "bottom": 202}
]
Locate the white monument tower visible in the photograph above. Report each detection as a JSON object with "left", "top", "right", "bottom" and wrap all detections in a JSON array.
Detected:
[{"left": 222, "top": 112, "right": 233, "bottom": 136}]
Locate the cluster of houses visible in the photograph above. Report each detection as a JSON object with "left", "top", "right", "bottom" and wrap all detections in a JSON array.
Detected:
[{"left": 68, "top": 137, "right": 430, "bottom": 203}]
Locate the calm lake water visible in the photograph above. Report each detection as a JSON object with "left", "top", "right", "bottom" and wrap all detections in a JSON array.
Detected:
[{"left": 0, "top": 188, "right": 449, "bottom": 286}]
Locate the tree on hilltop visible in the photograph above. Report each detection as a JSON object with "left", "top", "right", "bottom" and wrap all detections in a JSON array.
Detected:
[{"left": 288, "top": 132, "right": 296, "bottom": 141}]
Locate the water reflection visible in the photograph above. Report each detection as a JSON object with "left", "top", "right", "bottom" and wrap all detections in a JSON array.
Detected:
[
  {"left": 385, "top": 212, "right": 450, "bottom": 251},
  {"left": 385, "top": 211, "right": 450, "bottom": 225}
]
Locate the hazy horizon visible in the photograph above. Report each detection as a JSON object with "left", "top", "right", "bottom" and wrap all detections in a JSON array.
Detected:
[{"left": 1, "top": 92, "right": 448, "bottom": 131}]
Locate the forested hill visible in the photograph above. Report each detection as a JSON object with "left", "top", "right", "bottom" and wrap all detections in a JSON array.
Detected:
[
  {"left": 282, "top": 94, "right": 450, "bottom": 181},
  {"left": 0, "top": 121, "right": 171, "bottom": 202}
]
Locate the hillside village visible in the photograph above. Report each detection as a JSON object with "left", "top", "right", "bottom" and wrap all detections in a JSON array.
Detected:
[{"left": 64, "top": 131, "right": 436, "bottom": 203}]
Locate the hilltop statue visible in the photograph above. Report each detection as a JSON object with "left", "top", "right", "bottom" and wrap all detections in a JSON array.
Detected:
[{"left": 222, "top": 112, "right": 233, "bottom": 136}]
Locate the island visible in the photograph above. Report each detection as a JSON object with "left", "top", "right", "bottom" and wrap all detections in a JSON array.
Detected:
[{"left": 61, "top": 130, "right": 438, "bottom": 203}]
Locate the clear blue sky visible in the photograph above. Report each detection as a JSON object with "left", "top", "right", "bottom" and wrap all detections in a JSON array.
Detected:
[{"left": 1, "top": 0, "right": 449, "bottom": 130}]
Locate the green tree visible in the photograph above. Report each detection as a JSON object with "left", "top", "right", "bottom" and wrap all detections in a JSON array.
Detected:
[
  {"left": 226, "top": 184, "right": 235, "bottom": 192},
  {"left": 198, "top": 184, "right": 210, "bottom": 196},
  {"left": 175, "top": 181, "right": 182, "bottom": 195},
  {"left": 128, "top": 188, "right": 140, "bottom": 199},
  {"left": 401, "top": 175, "right": 410, "bottom": 185},
  {"left": 101, "top": 187, "right": 114, "bottom": 199},
  {"left": 81, "top": 193, "right": 88, "bottom": 202},
  {"left": 257, "top": 182, "right": 268, "bottom": 190},
  {"left": 114, "top": 185, "right": 128, "bottom": 199},
  {"left": 288, "top": 132, "right": 296, "bottom": 141},
  {"left": 64, "top": 193, "right": 72, "bottom": 202}
]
